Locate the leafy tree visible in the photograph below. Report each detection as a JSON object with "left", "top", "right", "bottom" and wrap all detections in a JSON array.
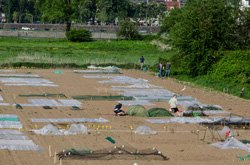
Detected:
[
  {"left": 164, "top": 0, "right": 240, "bottom": 76},
  {"left": 12, "top": 11, "right": 19, "bottom": 23},
  {"left": 2, "top": 0, "right": 12, "bottom": 23},
  {"left": 39, "top": 0, "right": 83, "bottom": 31},
  {"left": 117, "top": 18, "right": 140, "bottom": 40}
]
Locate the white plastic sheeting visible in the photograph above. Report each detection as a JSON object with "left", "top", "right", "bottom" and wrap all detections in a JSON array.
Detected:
[
  {"left": 0, "top": 135, "right": 29, "bottom": 140},
  {"left": 14, "top": 99, "right": 82, "bottom": 107},
  {"left": 183, "top": 110, "right": 230, "bottom": 114},
  {"left": 218, "top": 126, "right": 238, "bottom": 136},
  {"left": 0, "top": 78, "right": 57, "bottom": 87},
  {"left": 0, "top": 95, "right": 3, "bottom": 101},
  {"left": 64, "top": 124, "right": 88, "bottom": 135},
  {"left": 112, "top": 83, "right": 163, "bottom": 89},
  {"left": 0, "top": 114, "right": 18, "bottom": 118},
  {"left": 134, "top": 96, "right": 195, "bottom": 102},
  {"left": 32, "top": 124, "right": 89, "bottom": 135},
  {"left": 87, "top": 65, "right": 120, "bottom": 70},
  {"left": 6, "top": 83, "right": 58, "bottom": 86},
  {"left": 145, "top": 117, "right": 220, "bottom": 124},
  {"left": 83, "top": 75, "right": 122, "bottom": 79},
  {"left": 32, "top": 124, "right": 63, "bottom": 135},
  {"left": 0, "top": 121, "right": 23, "bottom": 129},
  {"left": 0, "top": 103, "right": 10, "bottom": 106},
  {"left": 0, "top": 140, "right": 40, "bottom": 151},
  {"left": 0, "top": 74, "right": 40, "bottom": 77},
  {"left": 0, "top": 70, "right": 15, "bottom": 72},
  {"left": 0, "top": 130, "right": 22, "bottom": 135},
  {"left": 114, "top": 89, "right": 175, "bottom": 97},
  {"left": 210, "top": 137, "right": 250, "bottom": 152},
  {"left": 178, "top": 101, "right": 222, "bottom": 110},
  {"left": 31, "top": 117, "right": 109, "bottom": 123},
  {"left": 134, "top": 126, "right": 157, "bottom": 135},
  {"left": 118, "top": 100, "right": 155, "bottom": 106}
]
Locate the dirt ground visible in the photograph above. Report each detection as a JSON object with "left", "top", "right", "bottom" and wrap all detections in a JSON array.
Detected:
[{"left": 0, "top": 68, "right": 250, "bottom": 165}]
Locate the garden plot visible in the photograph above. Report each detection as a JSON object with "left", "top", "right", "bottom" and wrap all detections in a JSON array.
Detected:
[
  {"left": 13, "top": 99, "right": 82, "bottom": 107},
  {"left": 0, "top": 114, "right": 40, "bottom": 151},
  {"left": 0, "top": 78, "right": 58, "bottom": 86}
]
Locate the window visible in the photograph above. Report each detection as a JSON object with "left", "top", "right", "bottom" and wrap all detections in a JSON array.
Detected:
[
  {"left": 170, "top": 3, "right": 174, "bottom": 5},
  {"left": 166, "top": 3, "right": 168, "bottom": 5},
  {"left": 1, "top": 13, "right": 5, "bottom": 17},
  {"left": 2, "top": 19, "right": 6, "bottom": 22}
]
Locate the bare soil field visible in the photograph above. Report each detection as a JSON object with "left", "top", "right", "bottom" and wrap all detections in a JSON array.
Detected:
[{"left": 0, "top": 68, "right": 249, "bottom": 165}]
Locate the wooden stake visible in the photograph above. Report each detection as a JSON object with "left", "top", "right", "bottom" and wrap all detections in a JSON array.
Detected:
[
  {"left": 54, "top": 152, "right": 57, "bottom": 164},
  {"left": 49, "top": 145, "right": 51, "bottom": 157},
  {"left": 60, "top": 158, "right": 62, "bottom": 165}
]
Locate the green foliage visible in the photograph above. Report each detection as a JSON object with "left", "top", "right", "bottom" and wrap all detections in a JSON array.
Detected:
[
  {"left": 140, "top": 34, "right": 159, "bottom": 41},
  {"left": 117, "top": 19, "right": 140, "bottom": 40},
  {"left": 169, "top": 0, "right": 239, "bottom": 76},
  {"left": 209, "top": 51, "right": 250, "bottom": 83},
  {"left": 66, "top": 29, "right": 92, "bottom": 42}
]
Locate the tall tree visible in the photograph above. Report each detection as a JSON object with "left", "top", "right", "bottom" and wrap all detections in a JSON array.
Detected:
[
  {"left": 40, "top": 0, "right": 82, "bottom": 31},
  {"left": 2, "top": 0, "right": 12, "bottom": 22}
]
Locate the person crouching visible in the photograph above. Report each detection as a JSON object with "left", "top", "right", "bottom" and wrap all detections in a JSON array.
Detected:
[
  {"left": 169, "top": 94, "right": 179, "bottom": 113},
  {"left": 114, "top": 103, "right": 125, "bottom": 116}
]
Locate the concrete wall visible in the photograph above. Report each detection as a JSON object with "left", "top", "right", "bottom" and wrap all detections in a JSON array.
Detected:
[
  {"left": 0, "top": 23, "right": 160, "bottom": 32},
  {"left": 0, "top": 30, "right": 118, "bottom": 39}
]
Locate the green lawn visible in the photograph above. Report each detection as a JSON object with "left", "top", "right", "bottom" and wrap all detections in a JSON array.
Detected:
[{"left": 0, "top": 37, "right": 175, "bottom": 68}]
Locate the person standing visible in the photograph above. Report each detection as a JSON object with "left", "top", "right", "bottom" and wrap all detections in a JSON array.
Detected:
[
  {"left": 139, "top": 56, "right": 145, "bottom": 70},
  {"left": 169, "top": 94, "right": 179, "bottom": 113},
  {"left": 158, "top": 62, "right": 163, "bottom": 77},
  {"left": 165, "top": 61, "right": 171, "bottom": 77}
]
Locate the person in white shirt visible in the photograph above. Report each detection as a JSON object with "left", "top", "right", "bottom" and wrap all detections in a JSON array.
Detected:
[{"left": 169, "top": 94, "right": 179, "bottom": 113}]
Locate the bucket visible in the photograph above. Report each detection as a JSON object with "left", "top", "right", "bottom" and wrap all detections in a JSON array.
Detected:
[{"left": 177, "top": 111, "right": 183, "bottom": 117}]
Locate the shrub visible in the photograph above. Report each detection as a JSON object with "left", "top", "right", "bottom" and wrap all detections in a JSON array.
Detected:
[
  {"left": 66, "top": 28, "right": 92, "bottom": 42},
  {"left": 117, "top": 18, "right": 140, "bottom": 40}
]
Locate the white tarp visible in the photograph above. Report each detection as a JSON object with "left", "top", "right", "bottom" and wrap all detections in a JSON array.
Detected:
[
  {"left": 0, "top": 130, "right": 22, "bottom": 135},
  {"left": 31, "top": 117, "right": 109, "bottom": 123},
  {"left": 32, "top": 124, "right": 63, "bottom": 135},
  {"left": 218, "top": 126, "right": 238, "bottom": 136},
  {"left": 0, "top": 121, "right": 23, "bottom": 129},
  {"left": 114, "top": 89, "right": 175, "bottom": 97},
  {"left": 87, "top": 65, "right": 120, "bottom": 70},
  {"left": 0, "top": 114, "right": 18, "bottom": 118},
  {"left": 134, "top": 126, "right": 157, "bottom": 135},
  {"left": 145, "top": 117, "right": 220, "bottom": 124},
  {"left": 0, "top": 140, "right": 40, "bottom": 150},
  {"left": 14, "top": 99, "right": 82, "bottom": 107},
  {"left": 64, "top": 124, "right": 88, "bottom": 135},
  {"left": 210, "top": 137, "right": 250, "bottom": 152},
  {"left": 183, "top": 110, "right": 229, "bottom": 114},
  {"left": 112, "top": 83, "right": 163, "bottom": 89},
  {"left": 0, "top": 74, "right": 40, "bottom": 77},
  {"left": 0, "top": 135, "right": 29, "bottom": 140}
]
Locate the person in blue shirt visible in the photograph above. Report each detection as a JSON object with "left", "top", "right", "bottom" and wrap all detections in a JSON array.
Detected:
[
  {"left": 114, "top": 103, "right": 125, "bottom": 116},
  {"left": 139, "top": 56, "right": 145, "bottom": 70}
]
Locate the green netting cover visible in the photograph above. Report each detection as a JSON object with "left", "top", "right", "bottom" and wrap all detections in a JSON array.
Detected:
[
  {"left": 126, "top": 105, "right": 149, "bottom": 117},
  {"left": 19, "top": 93, "right": 67, "bottom": 98},
  {"left": 148, "top": 108, "right": 174, "bottom": 117},
  {"left": 0, "top": 118, "right": 19, "bottom": 121},
  {"left": 72, "top": 95, "right": 133, "bottom": 101},
  {"left": 240, "top": 140, "right": 250, "bottom": 144},
  {"left": 66, "top": 148, "right": 92, "bottom": 155},
  {"left": 237, "top": 155, "right": 250, "bottom": 161}
]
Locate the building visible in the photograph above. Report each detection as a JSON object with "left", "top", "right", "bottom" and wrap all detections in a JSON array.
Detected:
[
  {"left": 179, "top": 0, "right": 187, "bottom": 7},
  {"left": 241, "top": 0, "right": 250, "bottom": 7},
  {"left": 165, "top": 0, "right": 180, "bottom": 10}
]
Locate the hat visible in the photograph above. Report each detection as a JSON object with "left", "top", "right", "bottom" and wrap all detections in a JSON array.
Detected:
[{"left": 173, "top": 94, "right": 177, "bottom": 97}]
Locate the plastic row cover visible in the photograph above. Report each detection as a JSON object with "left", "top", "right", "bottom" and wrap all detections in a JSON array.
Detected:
[
  {"left": 6, "top": 84, "right": 58, "bottom": 86},
  {"left": 0, "top": 121, "right": 23, "bottom": 128},
  {"left": 134, "top": 96, "right": 195, "bottom": 102},
  {"left": 112, "top": 83, "right": 163, "bottom": 89},
  {"left": 210, "top": 137, "right": 250, "bottom": 152},
  {"left": 0, "top": 135, "right": 29, "bottom": 140},
  {"left": 218, "top": 126, "right": 238, "bottom": 136},
  {"left": 0, "top": 144, "right": 40, "bottom": 151},
  {"left": 31, "top": 117, "right": 109, "bottom": 123},
  {"left": 0, "top": 130, "right": 22, "bottom": 135},
  {"left": 0, "top": 74, "right": 40, "bottom": 77},
  {"left": 114, "top": 89, "right": 175, "bottom": 97},
  {"left": 183, "top": 110, "right": 229, "bottom": 114},
  {"left": 32, "top": 124, "right": 88, "bottom": 135},
  {"left": 0, "top": 114, "right": 18, "bottom": 118},
  {"left": 14, "top": 99, "right": 82, "bottom": 107},
  {"left": 87, "top": 65, "right": 120, "bottom": 70},
  {"left": 134, "top": 126, "right": 157, "bottom": 135},
  {"left": 145, "top": 117, "right": 218, "bottom": 124}
]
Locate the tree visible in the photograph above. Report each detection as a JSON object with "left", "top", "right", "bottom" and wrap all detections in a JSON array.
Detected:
[
  {"left": 117, "top": 18, "right": 140, "bottom": 40},
  {"left": 12, "top": 11, "right": 19, "bottom": 23},
  {"left": 2, "top": 0, "right": 12, "bottom": 23},
  {"left": 164, "top": 0, "right": 240, "bottom": 76},
  {"left": 39, "top": 0, "right": 82, "bottom": 31}
]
